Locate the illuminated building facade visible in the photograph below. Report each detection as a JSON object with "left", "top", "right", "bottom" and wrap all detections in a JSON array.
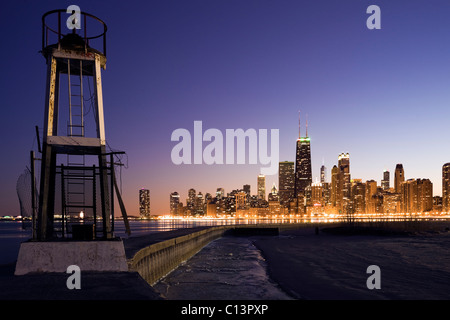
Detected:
[
  {"left": 187, "top": 188, "right": 196, "bottom": 215},
  {"left": 331, "top": 165, "right": 338, "bottom": 207},
  {"left": 351, "top": 180, "right": 366, "bottom": 214},
  {"left": 236, "top": 191, "right": 248, "bottom": 210},
  {"left": 268, "top": 184, "right": 281, "bottom": 215},
  {"left": 278, "top": 161, "right": 295, "bottom": 207},
  {"left": 394, "top": 164, "right": 405, "bottom": 193},
  {"left": 294, "top": 114, "right": 312, "bottom": 214},
  {"left": 139, "top": 189, "right": 150, "bottom": 218},
  {"left": 443, "top": 163, "right": 450, "bottom": 212},
  {"left": 337, "top": 153, "right": 351, "bottom": 214},
  {"left": 433, "top": 196, "right": 443, "bottom": 212},
  {"left": 381, "top": 170, "right": 390, "bottom": 190},
  {"left": 196, "top": 192, "right": 204, "bottom": 215},
  {"left": 417, "top": 179, "right": 433, "bottom": 212},
  {"left": 401, "top": 179, "right": 433, "bottom": 213},
  {"left": 257, "top": 174, "right": 266, "bottom": 200},
  {"left": 216, "top": 188, "right": 225, "bottom": 199},
  {"left": 206, "top": 200, "right": 217, "bottom": 217},
  {"left": 311, "top": 181, "right": 323, "bottom": 206},
  {"left": 170, "top": 192, "right": 180, "bottom": 215},
  {"left": 322, "top": 182, "right": 331, "bottom": 207},
  {"left": 295, "top": 136, "right": 312, "bottom": 200},
  {"left": 320, "top": 164, "right": 326, "bottom": 183},
  {"left": 365, "top": 180, "right": 378, "bottom": 214},
  {"left": 383, "top": 192, "right": 401, "bottom": 214}
]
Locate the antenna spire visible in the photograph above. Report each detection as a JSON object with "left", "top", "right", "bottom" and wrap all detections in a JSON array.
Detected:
[
  {"left": 306, "top": 113, "right": 308, "bottom": 137},
  {"left": 298, "top": 110, "right": 301, "bottom": 138}
]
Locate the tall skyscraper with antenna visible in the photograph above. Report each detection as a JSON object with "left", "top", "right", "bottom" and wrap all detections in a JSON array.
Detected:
[{"left": 294, "top": 112, "right": 312, "bottom": 213}]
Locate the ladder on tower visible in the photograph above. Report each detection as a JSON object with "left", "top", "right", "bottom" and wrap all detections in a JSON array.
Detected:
[
  {"left": 64, "top": 59, "right": 87, "bottom": 235},
  {"left": 68, "top": 59, "right": 85, "bottom": 138},
  {"left": 60, "top": 165, "right": 98, "bottom": 238}
]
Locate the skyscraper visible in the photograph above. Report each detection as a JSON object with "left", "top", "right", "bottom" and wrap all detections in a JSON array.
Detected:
[
  {"left": 383, "top": 192, "right": 401, "bottom": 214},
  {"left": 417, "top": 179, "right": 433, "bottom": 213},
  {"left": 352, "top": 180, "right": 366, "bottom": 214},
  {"left": 139, "top": 189, "right": 150, "bottom": 218},
  {"left": 257, "top": 174, "right": 266, "bottom": 200},
  {"left": 236, "top": 191, "right": 248, "bottom": 210},
  {"left": 268, "top": 183, "right": 279, "bottom": 200},
  {"left": 216, "top": 188, "right": 225, "bottom": 199},
  {"left": 322, "top": 182, "right": 331, "bottom": 207},
  {"left": 320, "top": 164, "right": 326, "bottom": 183},
  {"left": 331, "top": 165, "right": 338, "bottom": 207},
  {"left": 337, "top": 153, "right": 350, "bottom": 214},
  {"left": 401, "top": 179, "right": 415, "bottom": 213},
  {"left": 381, "top": 170, "right": 390, "bottom": 190},
  {"left": 196, "top": 192, "right": 204, "bottom": 215},
  {"left": 187, "top": 188, "right": 196, "bottom": 215},
  {"left": 310, "top": 180, "right": 323, "bottom": 206},
  {"left": 401, "top": 179, "right": 433, "bottom": 213},
  {"left": 394, "top": 164, "right": 405, "bottom": 193},
  {"left": 278, "top": 161, "right": 295, "bottom": 207},
  {"left": 443, "top": 163, "right": 450, "bottom": 212},
  {"left": 365, "top": 180, "right": 378, "bottom": 214},
  {"left": 294, "top": 114, "right": 312, "bottom": 206},
  {"left": 170, "top": 192, "right": 180, "bottom": 215}
]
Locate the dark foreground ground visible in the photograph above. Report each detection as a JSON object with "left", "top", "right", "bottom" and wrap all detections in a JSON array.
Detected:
[
  {"left": 254, "top": 221, "right": 450, "bottom": 300},
  {"left": 0, "top": 227, "right": 211, "bottom": 300},
  {"left": 1, "top": 221, "right": 450, "bottom": 301}
]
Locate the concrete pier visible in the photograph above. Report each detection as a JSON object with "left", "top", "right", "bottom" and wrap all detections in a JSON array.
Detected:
[
  {"left": 0, "top": 224, "right": 281, "bottom": 299},
  {"left": 127, "top": 226, "right": 232, "bottom": 285},
  {"left": 14, "top": 239, "right": 129, "bottom": 275}
]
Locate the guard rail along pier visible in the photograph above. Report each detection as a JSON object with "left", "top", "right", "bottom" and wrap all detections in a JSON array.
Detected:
[
  {"left": 127, "top": 225, "right": 279, "bottom": 286},
  {"left": 127, "top": 226, "right": 231, "bottom": 285}
]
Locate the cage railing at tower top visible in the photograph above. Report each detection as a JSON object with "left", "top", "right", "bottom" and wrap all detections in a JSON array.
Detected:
[{"left": 42, "top": 9, "right": 107, "bottom": 57}]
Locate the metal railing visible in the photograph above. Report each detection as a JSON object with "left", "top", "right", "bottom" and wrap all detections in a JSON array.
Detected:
[{"left": 42, "top": 9, "right": 107, "bottom": 56}]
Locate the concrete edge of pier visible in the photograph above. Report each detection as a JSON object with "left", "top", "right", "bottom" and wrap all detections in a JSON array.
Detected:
[{"left": 0, "top": 224, "right": 287, "bottom": 300}]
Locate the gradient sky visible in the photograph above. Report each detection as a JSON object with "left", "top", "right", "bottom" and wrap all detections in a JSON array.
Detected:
[{"left": 1, "top": 0, "right": 450, "bottom": 216}]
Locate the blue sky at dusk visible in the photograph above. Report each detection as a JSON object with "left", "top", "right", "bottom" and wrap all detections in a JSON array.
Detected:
[{"left": 1, "top": 0, "right": 450, "bottom": 216}]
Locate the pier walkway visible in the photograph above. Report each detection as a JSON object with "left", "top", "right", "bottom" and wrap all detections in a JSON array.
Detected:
[{"left": 0, "top": 227, "right": 217, "bottom": 300}]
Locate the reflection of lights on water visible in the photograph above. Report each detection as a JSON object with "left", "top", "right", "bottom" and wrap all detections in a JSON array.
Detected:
[
  {"left": 2, "top": 211, "right": 450, "bottom": 221},
  {"left": 152, "top": 212, "right": 450, "bottom": 223}
]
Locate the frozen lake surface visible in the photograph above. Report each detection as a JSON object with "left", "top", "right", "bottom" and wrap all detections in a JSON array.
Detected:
[
  {"left": 156, "top": 224, "right": 450, "bottom": 300},
  {"left": 254, "top": 227, "right": 450, "bottom": 300},
  {"left": 154, "top": 236, "right": 293, "bottom": 300}
]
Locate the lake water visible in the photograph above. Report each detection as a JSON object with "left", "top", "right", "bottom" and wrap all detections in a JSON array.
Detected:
[
  {"left": 0, "top": 221, "right": 33, "bottom": 265},
  {"left": 0, "top": 218, "right": 291, "bottom": 265}
]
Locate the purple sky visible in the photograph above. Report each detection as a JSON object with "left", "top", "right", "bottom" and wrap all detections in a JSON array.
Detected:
[{"left": 1, "top": 0, "right": 450, "bottom": 216}]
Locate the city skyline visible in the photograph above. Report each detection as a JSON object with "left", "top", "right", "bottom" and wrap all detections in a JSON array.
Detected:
[
  {"left": 161, "top": 154, "right": 449, "bottom": 217},
  {"left": 139, "top": 112, "right": 450, "bottom": 215},
  {"left": 2, "top": 1, "right": 450, "bottom": 217}
]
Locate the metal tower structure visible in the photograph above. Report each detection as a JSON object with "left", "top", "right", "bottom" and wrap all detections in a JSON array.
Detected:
[{"left": 34, "top": 9, "right": 128, "bottom": 240}]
